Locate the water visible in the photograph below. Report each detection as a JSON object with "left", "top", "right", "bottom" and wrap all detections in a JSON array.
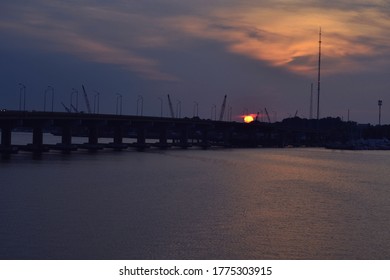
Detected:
[{"left": 1, "top": 133, "right": 390, "bottom": 259}]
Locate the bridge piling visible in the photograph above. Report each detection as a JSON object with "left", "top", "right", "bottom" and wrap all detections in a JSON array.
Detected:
[
  {"left": 1, "top": 125, "right": 17, "bottom": 158},
  {"left": 155, "top": 124, "right": 171, "bottom": 149},
  {"left": 1, "top": 126, "right": 12, "bottom": 147},
  {"left": 81, "top": 124, "right": 103, "bottom": 152},
  {"left": 107, "top": 125, "right": 128, "bottom": 151},
  {"left": 22, "top": 123, "right": 49, "bottom": 154},
  {"left": 33, "top": 125, "right": 43, "bottom": 147},
  {"left": 51, "top": 124, "right": 77, "bottom": 153},
  {"left": 178, "top": 125, "right": 191, "bottom": 149},
  {"left": 133, "top": 124, "right": 149, "bottom": 151},
  {"left": 61, "top": 125, "right": 72, "bottom": 146},
  {"left": 200, "top": 127, "right": 210, "bottom": 149}
]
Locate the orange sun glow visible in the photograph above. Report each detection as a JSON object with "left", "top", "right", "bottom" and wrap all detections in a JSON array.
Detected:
[{"left": 244, "top": 115, "right": 254, "bottom": 123}]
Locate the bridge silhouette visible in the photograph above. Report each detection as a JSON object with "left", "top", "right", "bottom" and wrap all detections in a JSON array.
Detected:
[{"left": 0, "top": 110, "right": 280, "bottom": 157}]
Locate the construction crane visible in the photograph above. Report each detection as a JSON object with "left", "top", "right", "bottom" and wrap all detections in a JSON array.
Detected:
[
  {"left": 218, "top": 95, "right": 227, "bottom": 121},
  {"left": 82, "top": 85, "right": 92, "bottom": 114},
  {"left": 294, "top": 110, "right": 298, "bottom": 117},
  {"left": 264, "top": 107, "right": 271, "bottom": 123},
  {"left": 61, "top": 102, "right": 71, "bottom": 113},
  {"left": 71, "top": 104, "right": 78, "bottom": 113},
  {"left": 167, "top": 94, "right": 175, "bottom": 118},
  {"left": 255, "top": 112, "right": 260, "bottom": 121}
]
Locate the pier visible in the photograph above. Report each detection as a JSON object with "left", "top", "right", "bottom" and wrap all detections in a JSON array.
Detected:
[{"left": 0, "top": 110, "right": 276, "bottom": 157}]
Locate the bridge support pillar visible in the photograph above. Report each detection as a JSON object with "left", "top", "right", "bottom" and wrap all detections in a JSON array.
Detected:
[
  {"left": 108, "top": 125, "right": 128, "bottom": 151},
  {"left": 88, "top": 125, "right": 98, "bottom": 145},
  {"left": 1, "top": 125, "right": 16, "bottom": 158},
  {"left": 158, "top": 125, "right": 169, "bottom": 149},
  {"left": 137, "top": 125, "right": 146, "bottom": 145},
  {"left": 179, "top": 125, "right": 190, "bottom": 149},
  {"left": 114, "top": 126, "right": 123, "bottom": 145},
  {"left": 20, "top": 123, "right": 49, "bottom": 156},
  {"left": 82, "top": 124, "right": 103, "bottom": 152},
  {"left": 135, "top": 124, "right": 148, "bottom": 151},
  {"left": 53, "top": 124, "right": 77, "bottom": 153},
  {"left": 61, "top": 125, "right": 72, "bottom": 146},
  {"left": 1, "top": 126, "right": 12, "bottom": 147},
  {"left": 32, "top": 125, "right": 43, "bottom": 147},
  {"left": 201, "top": 128, "right": 210, "bottom": 149}
]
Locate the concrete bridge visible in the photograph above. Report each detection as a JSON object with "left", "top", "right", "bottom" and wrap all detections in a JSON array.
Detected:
[{"left": 0, "top": 110, "right": 275, "bottom": 157}]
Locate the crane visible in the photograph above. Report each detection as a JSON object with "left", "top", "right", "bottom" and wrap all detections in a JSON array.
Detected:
[
  {"left": 71, "top": 104, "right": 78, "bottom": 113},
  {"left": 61, "top": 102, "right": 71, "bottom": 113},
  {"left": 82, "top": 85, "right": 92, "bottom": 114},
  {"left": 264, "top": 107, "right": 271, "bottom": 123},
  {"left": 167, "top": 94, "right": 175, "bottom": 118},
  {"left": 219, "top": 94, "right": 227, "bottom": 121}
]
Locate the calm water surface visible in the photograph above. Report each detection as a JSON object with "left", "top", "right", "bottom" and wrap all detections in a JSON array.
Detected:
[{"left": 1, "top": 133, "right": 390, "bottom": 259}]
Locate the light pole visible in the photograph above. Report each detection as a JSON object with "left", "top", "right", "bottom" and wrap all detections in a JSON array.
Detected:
[
  {"left": 44, "top": 88, "right": 48, "bottom": 112},
  {"left": 116, "top": 93, "right": 122, "bottom": 115},
  {"left": 378, "top": 100, "right": 383, "bottom": 125},
  {"left": 18, "top": 83, "right": 26, "bottom": 111},
  {"left": 71, "top": 88, "right": 78, "bottom": 112},
  {"left": 158, "top": 97, "right": 163, "bottom": 117},
  {"left": 211, "top": 104, "right": 216, "bottom": 120},
  {"left": 137, "top": 95, "right": 143, "bottom": 116},
  {"left": 94, "top": 91, "right": 100, "bottom": 114},
  {"left": 49, "top": 86, "right": 54, "bottom": 112},
  {"left": 228, "top": 106, "right": 232, "bottom": 121},
  {"left": 176, "top": 100, "right": 181, "bottom": 118},
  {"left": 44, "top": 86, "right": 54, "bottom": 112},
  {"left": 193, "top": 101, "right": 199, "bottom": 117}
]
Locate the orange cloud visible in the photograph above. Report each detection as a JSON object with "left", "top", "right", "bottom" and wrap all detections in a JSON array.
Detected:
[
  {"left": 2, "top": 0, "right": 390, "bottom": 79},
  {"left": 167, "top": 3, "right": 390, "bottom": 76}
]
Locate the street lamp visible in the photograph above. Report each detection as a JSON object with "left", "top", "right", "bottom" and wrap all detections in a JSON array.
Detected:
[
  {"left": 116, "top": 93, "right": 122, "bottom": 115},
  {"left": 176, "top": 100, "right": 181, "bottom": 118},
  {"left": 193, "top": 101, "right": 199, "bottom": 117},
  {"left": 18, "top": 83, "right": 26, "bottom": 111},
  {"left": 137, "top": 95, "right": 143, "bottom": 116},
  {"left": 211, "top": 104, "right": 216, "bottom": 120},
  {"left": 49, "top": 86, "right": 54, "bottom": 112},
  {"left": 228, "top": 106, "right": 232, "bottom": 121},
  {"left": 70, "top": 88, "right": 79, "bottom": 112},
  {"left": 158, "top": 97, "right": 163, "bottom": 117},
  {"left": 378, "top": 100, "right": 383, "bottom": 125},
  {"left": 44, "top": 86, "right": 54, "bottom": 112},
  {"left": 94, "top": 91, "right": 100, "bottom": 114}
]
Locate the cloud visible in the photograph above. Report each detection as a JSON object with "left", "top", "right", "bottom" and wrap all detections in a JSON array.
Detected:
[
  {"left": 165, "top": 2, "right": 390, "bottom": 76},
  {"left": 2, "top": 0, "right": 390, "bottom": 80},
  {"left": 0, "top": 1, "right": 177, "bottom": 80}
]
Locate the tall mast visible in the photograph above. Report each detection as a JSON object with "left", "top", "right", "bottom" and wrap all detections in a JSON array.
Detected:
[
  {"left": 310, "top": 82, "right": 313, "bottom": 119},
  {"left": 316, "top": 27, "right": 322, "bottom": 120}
]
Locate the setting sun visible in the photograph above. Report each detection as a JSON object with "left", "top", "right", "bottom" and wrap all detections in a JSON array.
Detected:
[{"left": 244, "top": 115, "right": 254, "bottom": 123}]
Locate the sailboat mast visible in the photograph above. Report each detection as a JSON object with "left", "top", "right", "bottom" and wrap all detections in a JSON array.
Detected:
[
  {"left": 310, "top": 83, "right": 313, "bottom": 119},
  {"left": 316, "top": 27, "right": 322, "bottom": 120}
]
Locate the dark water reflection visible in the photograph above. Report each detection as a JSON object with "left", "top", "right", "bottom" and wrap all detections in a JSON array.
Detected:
[{"left": 1, "top": 144, "right": 389, "bottom": 259}]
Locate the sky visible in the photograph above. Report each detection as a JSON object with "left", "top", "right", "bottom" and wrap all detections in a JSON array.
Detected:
[{"left": 1, "top": 0, "right": 390, "bottom": 124}]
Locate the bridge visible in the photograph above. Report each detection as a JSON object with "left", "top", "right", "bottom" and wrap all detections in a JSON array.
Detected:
[{"left": 0, "top": 110, "right": 276, "bottom": 157}]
